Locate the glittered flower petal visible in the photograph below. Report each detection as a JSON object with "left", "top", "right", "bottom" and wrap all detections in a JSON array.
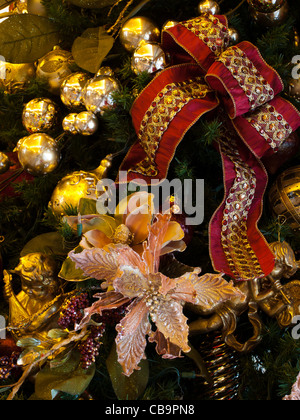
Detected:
[
  {"left": 154, "top": 300, "right": 190, "bottom": 353},
  {"left": 143, "top": 213, "right": 171, "bottom": 273},
  {"left": 77, "top": 291, "right": 130, "bottom": 330},
  {"left": 116, "top": 299, "right": 152, "bottom": 377},
  {"left": 69, "top": 245, "right": 120, "bottom": 283},
  {"left": 148, "top": 330, "right": 183, "bottom": 359},
  {"left": 191, "top": 273, "right": 245, "bottom": 311}
]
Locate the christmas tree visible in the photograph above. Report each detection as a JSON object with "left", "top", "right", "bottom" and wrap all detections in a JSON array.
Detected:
[{"left": 0, "top": 0, "right": 299, "bottom": 401}]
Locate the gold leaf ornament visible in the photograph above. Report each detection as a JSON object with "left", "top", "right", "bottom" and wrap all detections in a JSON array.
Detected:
[
  {"left": 0, "top": 15, "right": 60, "bottom": 64},
  {"left": 72, "top": 27, "right": 114, "bottom": 74}
]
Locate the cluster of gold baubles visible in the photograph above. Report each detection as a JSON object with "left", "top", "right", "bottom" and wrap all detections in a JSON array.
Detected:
[{"left": 6, "top": 1, "right": 298, "bottom": 220}]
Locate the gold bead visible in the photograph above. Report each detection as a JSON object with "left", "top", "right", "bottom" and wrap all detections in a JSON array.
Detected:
[
  {"left": 198, "top": 0, "right": 221, "bottom": 15},
  {"left": 0, "top": 152, "right": 10, "bottom": 174},
  {"left": 82, "top": 75, "right": 120, "bottom": 115},
  {"left": 15, "top": 133, "right": 61, "bottom": 176},
  {"left": 22, "top": 98, "right": 59, "bottom": 134},
  {"left": 120, "top": 17, "right": 160, "bottom": 53},
  {"left": 131, "top": 42, "right": 168, "bottom": 75},
  {"left": 60, "top": 72, "right": 90, "bottom": 110},
  {"left": 74, "top": 111, "right": 99, "bottom": 136}
]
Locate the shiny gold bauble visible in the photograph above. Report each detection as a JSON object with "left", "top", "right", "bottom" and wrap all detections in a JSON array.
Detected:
[
  {"left": 62, "top": 113, "right": 78, "bottom": 135},
  {"left": 74, "top": 111, "right": 99, "bottom": 136},
  {"left": 249, "top": 1, "right": 289, "bottom": 26},
  {"left": 15, "top": 133, "right": 61, "bottom": 176},
  {"left": 269, "top": 166, "right": 300, "bottom": 230},
  {"left": 120, "top": 17, "right": 160, "bottom": 53},
  {"left": 82, "top": 75, "right": 120, "bottom": 115},
  {"left": 197, "top": 0, "right": 221, "bottom": 15},
  {"left": 63, "top": 111, "right": 99, "bottom": 136},
  {"left": 49, "top": 156, "right": 113, "bottom": 216},
  {"left": 0, "top": 152, "right": 10, "bottom": 175},
  {"left": 36, "top": 47, "right": 75, "bottom": 95},
  {"left": 247, "top": 0, "right": 285, "bottom": 13},
  {"left": 228, "top": 28, "right": 240, "bottom": 45},
  {"left": 22, "top": 98, "right": 58, "bottom": 133},
  {"left": 288, "top": 78, "right": 300, "bottom": 102},
  {"left": 95, "top": 67, "right": 114, "bottom": 78},
  {"left": 60, "top": 72, "right": 90, "bottom": 110},
  {"left": 131, "top": 42, "right": 168, "bottom": 75}
]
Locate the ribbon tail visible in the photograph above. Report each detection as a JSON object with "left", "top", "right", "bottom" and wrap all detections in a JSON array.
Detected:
[{"left": 209, "top": 120, "right": 275, "bottom": 281}]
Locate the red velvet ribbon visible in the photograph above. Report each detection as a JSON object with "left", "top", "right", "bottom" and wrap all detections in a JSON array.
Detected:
[{"left": 118, "top": 14, "right": 300, "bottom": 281}]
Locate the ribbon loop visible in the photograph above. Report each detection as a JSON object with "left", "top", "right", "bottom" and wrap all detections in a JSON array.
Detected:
[
  {"left": 118, "top": 14, "right": 300, "bottom": 281},
  {"left": 206, "top": 41, "right": 284, "bottom": 118},
  {"left": 119, "top": 63, "right": 219, "bottom": 183}
]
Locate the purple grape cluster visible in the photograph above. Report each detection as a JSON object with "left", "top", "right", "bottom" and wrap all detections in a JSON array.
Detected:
[
  {"left": 58, "top": 293, "right": 90, "bottom": 330},
  {"left": 0, "top": 352, "right": 21, "bottom": 381},
  {"left": 78, "top": 303, "right": 129, "bottom": 370},
  {"left": 78, "top": 325, "right": 105, "bottom": 369}
]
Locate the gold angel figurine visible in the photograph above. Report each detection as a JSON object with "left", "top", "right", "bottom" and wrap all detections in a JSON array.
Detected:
[
  {"left": 189, "top": 241, "right": 300, "bottom": 352},
  {"left": 3, "top": 253, "right": 65, "bottom": 347}
]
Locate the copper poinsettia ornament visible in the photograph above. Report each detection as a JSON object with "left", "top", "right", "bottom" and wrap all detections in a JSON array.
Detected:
[{"left": 69, "top": 213, "right": 243, "bottom": 376}]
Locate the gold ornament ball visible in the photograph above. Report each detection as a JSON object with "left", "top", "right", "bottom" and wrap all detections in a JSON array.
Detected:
[
  {"left": 22, "top": 98, "right": 58, "bottom": 134},
  {"left": 198, "top": 0, "right": 221, "bottom": 15},
  {"left": 27, "top": 0, "right": 48, "bottom": 16},
  {"left": 60, "top": 72, "right": 90, "bottom": 110},
  {"left": 269, "top": 166, "right": 300, "bottom": 230},
  {"left": 95, "top": 67, "right": 114, "bottom": 78},
  {"left": 131, "top": 43, "right": 168, "bottom": 75},
  {"left": 62, "top": 113, "right": 78, "bottom": 135},
  {"left": 36, "top": 47, "right": 75, "bottom": 95},
  {"left": 82, "top": 75, "right": 120, "bottom": 115},
  {"left": 228, "top": 27, "right": 240, "bottom": 45},
  {"left": 15, "top": 133, "right": 61, "bottom": 176},
  {"left": 289, "top": 78, "right": 300, "bottom": 102},
  {"left": 247, "top": 0, "right": 285, "bottom": 13},
  {"left": 74, "top": 112, "right": 99, "bottom": 136},
  {"left": 49, "top": 156, "right": 112, "bottom": 216},
  {"left": 120, "top": 17, "right": 160, "bottom": 53},
  {"left": 249, "top": 1, "right": 289, "bottom": 26},
  {"left": 0, "top": 152, "right": 10, "bottom": 175}
]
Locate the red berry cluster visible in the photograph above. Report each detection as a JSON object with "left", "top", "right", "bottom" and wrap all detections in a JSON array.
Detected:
[
  {"left": 58, "top": 293, "right": 90, "bottom": 330},
  {"left": 0, "top": 352, "right": 21, "bottom": 381}
]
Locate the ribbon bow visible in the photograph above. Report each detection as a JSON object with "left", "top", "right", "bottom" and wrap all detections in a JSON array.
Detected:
[{"left": 118, "top": 14, "right": 300, "bottom": 281}]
